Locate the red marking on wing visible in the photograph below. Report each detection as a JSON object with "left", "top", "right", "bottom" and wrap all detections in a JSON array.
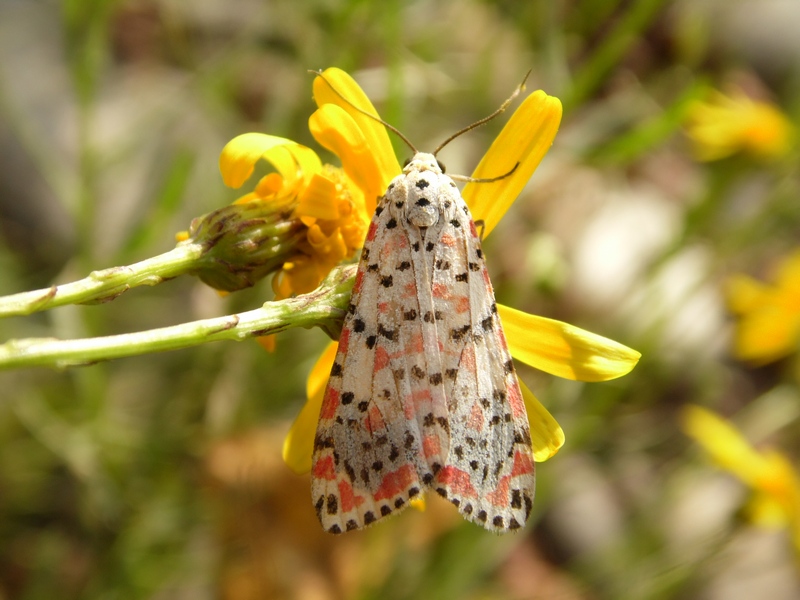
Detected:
[
  {"left": 374, "top": 464, "right": 416, "bottom": 501},
  {"left": 404, "top": 333, "right": 424, "bottom": 355},
  {"left": 440, "top": 233, "right": 458, "bottom": 246},
  {"left": 320, "top": 387, "right": 340, "bottom": 420},
  {"left": 378, "top": 301, "right": 390, "bottom": 313},
  {"left": 432, "top": 283, "right": 450, "bottom": 298},
  {"left": 482, "top": 269, "right": 491, "bottom": 287},
  {"left": 379, "top": 232, "right": 409, "bottom": 258},
  {"left": 486, "top": 475, "right": 511, "bottom": 507},
  {"left": 403, "top": 282, "right": 417, "bottom": 298},
  {"left": 338, "top": 480, "right": 366, "bottom": 513},
  {"left": 437, "top": 466, "right": 478, "bottom": 498},
  {"left": 411, "top": 389, "right": 432, "bottom": 405},
  {"left": 366, "top": 222, "right": 378, "bottom": 242},
  {"left": 353, "top": 270, "right": 364, "bottom": 294},
  {"left": 467, "top": 401, "right": 484, "bottom": 431},
  {"left": 469, "top": 221, "right": 478, "bottom": 238},
  {"left": 454, "top": 295, "right": 470, "bottom": 313},
  {"left": 390, "top": 234, "right": 409, "bottom": 250},
  {"left": 461, "top": 344, "right": 476, "bottom": 372},
  {"left": 511, "top": 449, "right": 534, "bottom": 476},
  {"left": 507, "top": 380, "right": 525, "bottom": 417},
  {"left": 422, "top": 434, "right": 441, "bottom": 458},
  {"left": 498, "top": 329, "right": 509, "bottom": 353},
  {"left": 403, "top": 399, "right": 415, "bottom": 420},
  {"left": 374, "top": 345, "right": 390, "bottom": 371},
  {"left": 366, "top": 405, "right": 386, "bottom": 433},
  {"left": 312, "top": 455, "right": 336, "bottom": 480},
  {"left": 339, "top": 328, "right": 351, "bottom": 355},
  {"left": 405, "top": 389, "right": 432, "bottom": 419}
]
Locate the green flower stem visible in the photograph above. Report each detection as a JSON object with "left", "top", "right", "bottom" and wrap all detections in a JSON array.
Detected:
[
  {"left": 0, "top": 265, "right": 355, "bottom": 370},
  {"left": 0, "top": 242, "right": 206, "bottom": 318}
]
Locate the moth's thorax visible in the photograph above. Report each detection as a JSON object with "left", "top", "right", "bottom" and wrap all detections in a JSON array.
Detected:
[
  {"left": 402, "top": 152, "right": 441, "bottom": 175},
  {"left": 387, "top": 152, "right": 461, "bottom": 229}
]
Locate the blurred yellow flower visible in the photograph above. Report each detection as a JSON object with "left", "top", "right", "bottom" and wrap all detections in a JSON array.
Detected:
[
  {"left": 726, "top": 249, "right": 800, "bottom": 364},
  {"left": 283, "top": 68, "right": 641, "bottom": 475},
  {"left": 681, "top": 405, "right": 800, "bottom": 550},
  {"left": 685, "top": 88, "right": 795, "bottom": 161}
]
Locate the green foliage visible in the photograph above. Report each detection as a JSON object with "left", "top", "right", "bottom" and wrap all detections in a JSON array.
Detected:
[{"left": 1, "top": 0, "right": 800, "bottom": 598}]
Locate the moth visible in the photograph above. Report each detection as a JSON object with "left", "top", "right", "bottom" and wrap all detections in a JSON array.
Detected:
[{"left": 311, "top": 76, "right": 535, "bottom": 534}]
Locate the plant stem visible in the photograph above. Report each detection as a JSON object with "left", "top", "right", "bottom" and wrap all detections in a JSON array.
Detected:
[
  {"left": 0, "top": 242, "right": 205, "bottom": 318},
  {"left": 0, "top": 265, "right": 355, "bottom": 370}
]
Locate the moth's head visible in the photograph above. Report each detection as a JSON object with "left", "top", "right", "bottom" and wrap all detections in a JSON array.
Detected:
[{"left": 402, "top": 152, "right": 445, "bottom": 175}]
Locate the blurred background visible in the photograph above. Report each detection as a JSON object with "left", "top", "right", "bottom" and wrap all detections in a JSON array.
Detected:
[{"left": 1, "top": 0, "right": 800, "bottom": 598}]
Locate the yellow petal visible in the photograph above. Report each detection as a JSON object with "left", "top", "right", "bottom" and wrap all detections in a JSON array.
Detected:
[
  {"left": 776, "top": 249, "right": 800, "bottom": 295},
  {"left": 685, "top": 90, "right": 795, "bottom": 161},
  {"left": 219, "top": 132, "right": 321, "bottom": 189},
  {"left": 296, "top": 172, "right": 340, "bottom": 221},
  {"left": 462, "top": 90, "right": 562, "bottom": 237},
  {"left": 745, "top": 493, "right": 790, "bottom": 528},
  {"left": 733, "top": 308, "right": 800, "bottom": 365},
  {"left": 309, "top": 104, "right": 387, "bottom": 215},
  {"left": 519, "top": 378, "right": 564, "bottom": 462},
  {"left": 313, "top": 68, "right": 401, "bottom": 188},
  {"left": 680, "top": 405, "right": 771, "bottom": 488},
  {"left": 498, "top": 304, "right": 641, "bottom": 381},
  {"left": 282, "top": 342, "right": 338, "bottom": 474},
  {"left": 254, "top": 173, "right": 285, "bottom": 197},
  {"left": 256, "top": 335, "right": 277, "bottom": 353},
  {"left": 726, "top": 274, "right": 770, "bottom": 314}
]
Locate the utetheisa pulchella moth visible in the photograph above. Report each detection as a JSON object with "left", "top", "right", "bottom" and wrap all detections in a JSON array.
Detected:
[{"left": 311, "top": 74, "right": 535, "bottom": 534}]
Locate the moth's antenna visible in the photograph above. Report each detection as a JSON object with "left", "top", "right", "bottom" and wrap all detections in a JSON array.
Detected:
[
  {"left": 310, "top": 70, "right": 418, "bottom": 155},
  {"left": 450, "top": 161, "right": 519, "bottom": 183},
  {"left": 433, "top": 69, "right": 531, "bottom": 157}
]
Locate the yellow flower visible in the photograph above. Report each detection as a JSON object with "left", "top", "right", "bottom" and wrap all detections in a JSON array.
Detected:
[
  {"left": 684, "top": 88, "right": 795, "bottom": 161},
  {"left": 681, "top": 405, "right": 800, "bottom": 550},
  {"left": 726, "top": 249, "right": 800, "bottom": 364},
  {"left": 283, "top": 68, "right": 641, "bottom": 474},
  {"left": 217, "top": 124, "right": 383, "bottom": 297}
]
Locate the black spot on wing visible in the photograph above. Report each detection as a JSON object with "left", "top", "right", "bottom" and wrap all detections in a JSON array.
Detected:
[
  {"left": 326, "top": 494, "right": 338, "bottom": 515},
  {"left": 450, "top": 324, "right": 471, "bottom": 341},
  {"left": 378, "top": 324, "right": 396, "bottom": 340}
]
